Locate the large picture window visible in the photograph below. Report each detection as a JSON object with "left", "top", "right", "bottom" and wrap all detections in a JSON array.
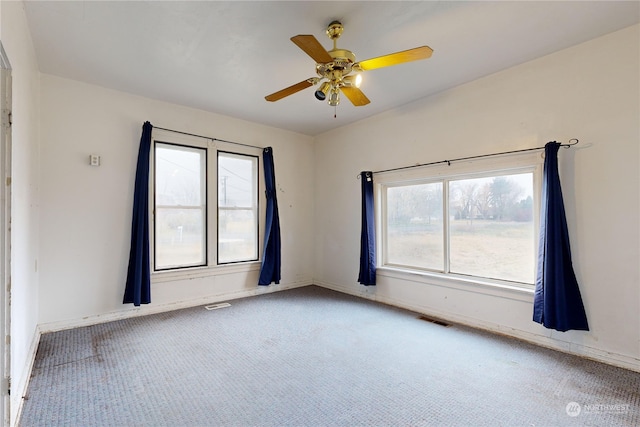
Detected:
[
  {"left": 150, "top": 132, "right": 261, "bottom": 273},
  {"left": 379, "top": 154, "right": 541, "bottom": 287}
]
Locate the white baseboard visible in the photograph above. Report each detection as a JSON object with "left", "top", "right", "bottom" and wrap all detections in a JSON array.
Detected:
[
  {"left": 11, "top": 326, "right": 41, "bottom": 427},
  {"left": 38, "top": 280, "right": 311, "bottom": 334},
  {"left": 315, "top": 280, "right": 640, "bottom": 373}
]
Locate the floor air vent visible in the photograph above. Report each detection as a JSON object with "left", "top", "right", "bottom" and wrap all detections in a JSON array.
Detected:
[
  {"left": 205, "top": 302, "right": 231, "bottom": 310},
  {"left": 418, "top": 316, "right": 451, "bottom": 327}
]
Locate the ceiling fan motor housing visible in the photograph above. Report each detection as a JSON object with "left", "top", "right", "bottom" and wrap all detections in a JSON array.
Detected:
[{"left": 316, "top": 49, "right": 356, "bottom": 86}]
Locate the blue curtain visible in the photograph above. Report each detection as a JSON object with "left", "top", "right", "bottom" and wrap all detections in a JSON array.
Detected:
[
  {"left": 123, "top": 121, "right": 153, "bottom": 306},
  {"left": 258, "top": 147, "right": 281, "bottom": 285},
  {"left": 533, "top": 142, "right": 588, "bottom": 331},
  {"left": 358, "top": 171, "right": 376, "bottom": 285}
]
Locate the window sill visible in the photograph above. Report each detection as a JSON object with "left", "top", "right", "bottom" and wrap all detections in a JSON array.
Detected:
[
  {"left": 377, "top": 266, "right": 535, "bottom": 302},
  {"left": 152, "top": 261, "right": 261, "bottom": 283}
]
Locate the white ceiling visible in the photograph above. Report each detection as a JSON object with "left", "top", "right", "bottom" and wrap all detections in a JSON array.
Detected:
[{"left": 23, "top": 1, "right": 640, "bottom": 136}]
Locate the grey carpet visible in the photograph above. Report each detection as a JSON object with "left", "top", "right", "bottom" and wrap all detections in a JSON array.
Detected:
[{"left": 19, "top": 285, "right": 640, "bottom": 426}]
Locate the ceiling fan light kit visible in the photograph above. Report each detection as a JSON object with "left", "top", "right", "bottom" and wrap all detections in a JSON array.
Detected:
[
  {"left": 342, "top": 74, "right": 362, "bottom": 88},
  {"left": 315, "top": 81, "right": 332, "bottom": 101},
  {"left": 265, "top": 20, "right": 433, "bottom": 112},
  {"left": 328, "top": 87, "right": 340, "bottom": 107}
]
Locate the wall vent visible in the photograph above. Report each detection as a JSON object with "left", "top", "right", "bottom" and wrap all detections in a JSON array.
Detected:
[{"left": 418, "top": 316, "right": 451, "bottom": 327}]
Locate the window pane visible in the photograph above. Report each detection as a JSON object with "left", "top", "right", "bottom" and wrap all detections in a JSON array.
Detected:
[
  {"left": 155, "top": 208, "right": 206, "bottom": 269},
  {"left": 218, "top": 152, "right": 258, "bottom": 264},
  {"left": 386, "top": 183, "right": 443, "bottom": 270},
  {"left": 218, "top": 209, "right": 258, "bottom": 263},
  {"left": 448, "top": 173, "right": 534, "bottom": 283},
  {"left": 156, "top": 145, "right": 205, "bottom": 206},
  {"left": 218, "top": 153, "right": 255, "bottom": 208},
  {"left": 154, "top": 143, "right": 206, "bottom": 270}
]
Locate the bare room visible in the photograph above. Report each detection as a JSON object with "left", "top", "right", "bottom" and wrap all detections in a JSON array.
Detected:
[{"left": 1, "top": 1, "right": 639, "bottom": 426}]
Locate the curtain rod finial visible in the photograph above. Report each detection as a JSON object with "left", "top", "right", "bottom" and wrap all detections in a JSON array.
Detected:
[{"left": 561, "top": 138, "right": 579, "bottom": 148}]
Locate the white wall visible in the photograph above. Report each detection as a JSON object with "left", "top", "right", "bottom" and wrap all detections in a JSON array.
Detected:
[
  {"left": 38, "top": 75, "right": 314, "bottom": 328},
  {"left": 314, "top": 25, "right": 640, "bottom": 371},
  {"left": 0, "top": 1, "right": 41, "bottom": 424}
]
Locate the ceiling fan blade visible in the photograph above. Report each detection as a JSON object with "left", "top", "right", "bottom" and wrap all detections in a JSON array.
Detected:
[
  {"left": 291, "top": 35, "right": 333, "bottom": 63},
  {"left": 265, "top": 79, "right": 314, "bottom": 102},
  {"left": 340, "top": 87, "right": 370, "bottom": 106},
  {"left": 357, "top": 46, "right": 433, "bottom": 71}
]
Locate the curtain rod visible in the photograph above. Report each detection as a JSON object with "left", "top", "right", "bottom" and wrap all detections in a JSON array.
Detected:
[
  {"left": 154, "top": 126, "right": 264, "bottom": 150},
  {"left": 359, "top": 139, "right": 579, "bottom": 178}
]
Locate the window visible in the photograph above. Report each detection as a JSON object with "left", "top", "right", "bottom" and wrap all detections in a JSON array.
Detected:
[
  {"left": 154, "top": 143, "right": 206, "bottom": 270},
  {"left": 217, "top": 152, "right": 259, "bottom": 264},
  {"left": 386, "top": 182, "right": 444, "bottom": 270},
  {"left": 379, "top": 154, "right": 541, "bottom": 287},
  {"left": 151, "top": 131, "right": 261, "bottom": 273}
]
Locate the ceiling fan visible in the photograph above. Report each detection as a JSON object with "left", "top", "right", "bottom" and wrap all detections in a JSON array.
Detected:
[{"left": 265, "top": 20, "right": 433, "bottom": 109}]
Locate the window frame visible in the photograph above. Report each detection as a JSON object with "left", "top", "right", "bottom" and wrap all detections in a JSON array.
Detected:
[
  {"left": 148, "top": 129, "right": 264, "bottom": 282},
  {"left": 375, "top": 151, "right": 543, "bottom": 292},
  {"left": 153, "top": 141, "right": 208, "bottom": 271}
]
